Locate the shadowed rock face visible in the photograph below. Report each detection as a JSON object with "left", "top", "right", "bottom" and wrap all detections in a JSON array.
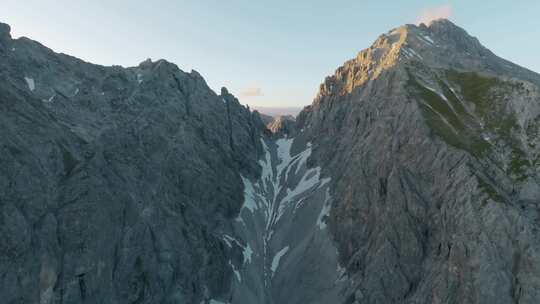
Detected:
[
  {"left": 0, "top": 22, "right": 267, "bottom": 304},
  {"left": 2, "top": 19, "right": 540, "bottom": 304}
]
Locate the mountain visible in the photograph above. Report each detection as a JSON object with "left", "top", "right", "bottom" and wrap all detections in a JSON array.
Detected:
[
  {"left": 266, "top": 115, "right": 296, "bottom": 135},
  {"left": 1, "top": 19, "right": 540, "bottom": 304},
  {"left": 256, "top": 111, "right": 275, "bottom": 125},
  {"left": 0, "top": 22, "right": 266, "bottom": 304},
  {"left": 251, "top": 106, "right": 303, "bottom": 118},
  {"left": 297, "top": 19, "right": 540, "bottom": 303}
]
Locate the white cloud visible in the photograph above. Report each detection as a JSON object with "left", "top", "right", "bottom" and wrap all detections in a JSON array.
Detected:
[
  {"left": 240, "top": 87, "right": 263, "bottom": 97},
  {"left": 416, "top": 4, "right": 453, "bottom": 25}
]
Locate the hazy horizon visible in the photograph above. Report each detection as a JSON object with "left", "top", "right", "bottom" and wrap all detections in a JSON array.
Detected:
[
  {"left": 251, "top": 106, "right": 303, "bottom": 118},
  {"left": 1, "top": 1, "right": 539, "bottom": 108}
]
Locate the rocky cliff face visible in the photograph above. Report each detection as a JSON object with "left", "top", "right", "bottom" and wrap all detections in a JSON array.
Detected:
[
  {"left": 1, "top": 19, "right": 540, "bottom": 304},
  {"left": 297, "top": 19, "right": 540, "bottom": 303},
  {"left": 266, "top": 115, "right": 296, "bottom": 136},
  {"left": 0, "top": 22, "right": 267, "bottom": 304}
]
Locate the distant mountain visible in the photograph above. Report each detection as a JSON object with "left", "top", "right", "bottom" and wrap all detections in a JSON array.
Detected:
[
  {"left": 255, "top": 112, "right": 296, "bottom": 136},
  {"left": 1, "top": 19, "right": 540, "bottom": 304},
  {"left": 266, "top": 115, "right": 296, "bottom": 136},
  {"left": 251, "top": 105, "right": 302, "bottom": 117},
  {"left": 254, "top": 111, "right": 274, "bottom": 125}
]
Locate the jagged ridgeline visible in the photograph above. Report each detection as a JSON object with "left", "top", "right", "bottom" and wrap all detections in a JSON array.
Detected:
[
  {"left": 0, "top": 21, "right": 267, "bottom": 304},
  {"left": 1, "top": 18, "right": 540, "bottom": 304}
]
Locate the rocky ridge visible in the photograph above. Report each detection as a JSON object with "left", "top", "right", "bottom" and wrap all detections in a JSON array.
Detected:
[
  {"left": 0, "top": 22, "right": 266, "bottom": 304},
  {"left": 1, "top": 18, "right": 540, "bottom": 304},
  {"left": 266, "top": 115, "right": 296, "bottom": 136},
  {"left": 298, "top": 19, "right": 540, "bottom": 303}
]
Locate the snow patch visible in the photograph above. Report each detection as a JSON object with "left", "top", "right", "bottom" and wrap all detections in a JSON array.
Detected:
[
  {"left": 422, "top": 83, "right": 448, "bottom": 102},
  {"left": 275, "top": 137, "right": 294, "bottom": 175},
  {"left": 271, "top": 246, "right": 289, "bottom": 275},
  {"left": 44, "top": 94, "right": 55, "bottom": 103},
  {"left": 222, "top": 234, "right": 239, "bottom": 248},
  {"left": 240, "top": 176, "right": 261, "bottom": 212},
  {"left": 24, "top": 77, "right": 35, "bottom": 91},
  {"left": 137, "top": 73, "right": 143, "bottom": 84},
  {"left": 335, "top": 263, "right": 348, "bottom": 283},
  {"left": 277, "top": 166, "right": 326, "bottom": 221},
  {"left": 293, "top": 142, "right": 312, "bottom": 175},
  {"left": 420, "top": 83, "right": 468, "bottom": 126},
  {"left": 316, "top": 189, "right": 332, "bottom": 230},
  {"left": 404, "top": 47, "right": 423, "bottom": 60},
  {"left": 229, "top": 261, "right": 242, "bottom": 282},
  {"left": 258, "top": 139, "right": 274, "bottom": 186},
  {"left": 418, "top": 34, "right": 435, "bottom": 45},
  {"left": 243, "top": 244, "right": 253, "bottom": 264},
  {"left": 222, "top": 98, "right": 227, "bottom": 104},
  {"left": 423, "top": 35, "right": 435, "bottom": 44},
  {"left": 421, "top": 101, "right": 460, "bottom": 135},
  {"left": 448, "top": 86, "right": 459, "bottom": 97},
  {"left": 237, "top": 136, "right": 334, "bottom": 283}
]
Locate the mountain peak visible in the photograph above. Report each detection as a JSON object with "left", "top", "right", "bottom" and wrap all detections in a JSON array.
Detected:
[
  {"left": 267, "top": 115, "right": 296, "bottom": 136},
  {"left": 315, "top": 25, "right": 408, "bottom": 97},
  {"left": 0, "top": 22, "right": 11, "bottom": 41},
  {"left": 420, "top": 17, "right": 455, "bottom": 27},
  {"left": 315, "top": 19, "right": 534, "bottom": 100}
]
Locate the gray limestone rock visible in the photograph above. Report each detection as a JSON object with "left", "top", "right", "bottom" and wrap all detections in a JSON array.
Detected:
[
  {"left": 266, "top": 115, "right": 297, "bottom": 136},
  {"left": 298, "top": 19, "right": 540, "bottom": 304},
  {"left": 0, "top": 21, "right": 266, "bottom": 304},
  {"left": 1, "top": 18, "right": 540, "bottom": 304}
]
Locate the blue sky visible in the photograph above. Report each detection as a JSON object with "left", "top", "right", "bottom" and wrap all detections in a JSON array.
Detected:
[{"left": 1, "top": 0, "right": 539, "bottom": 108}]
